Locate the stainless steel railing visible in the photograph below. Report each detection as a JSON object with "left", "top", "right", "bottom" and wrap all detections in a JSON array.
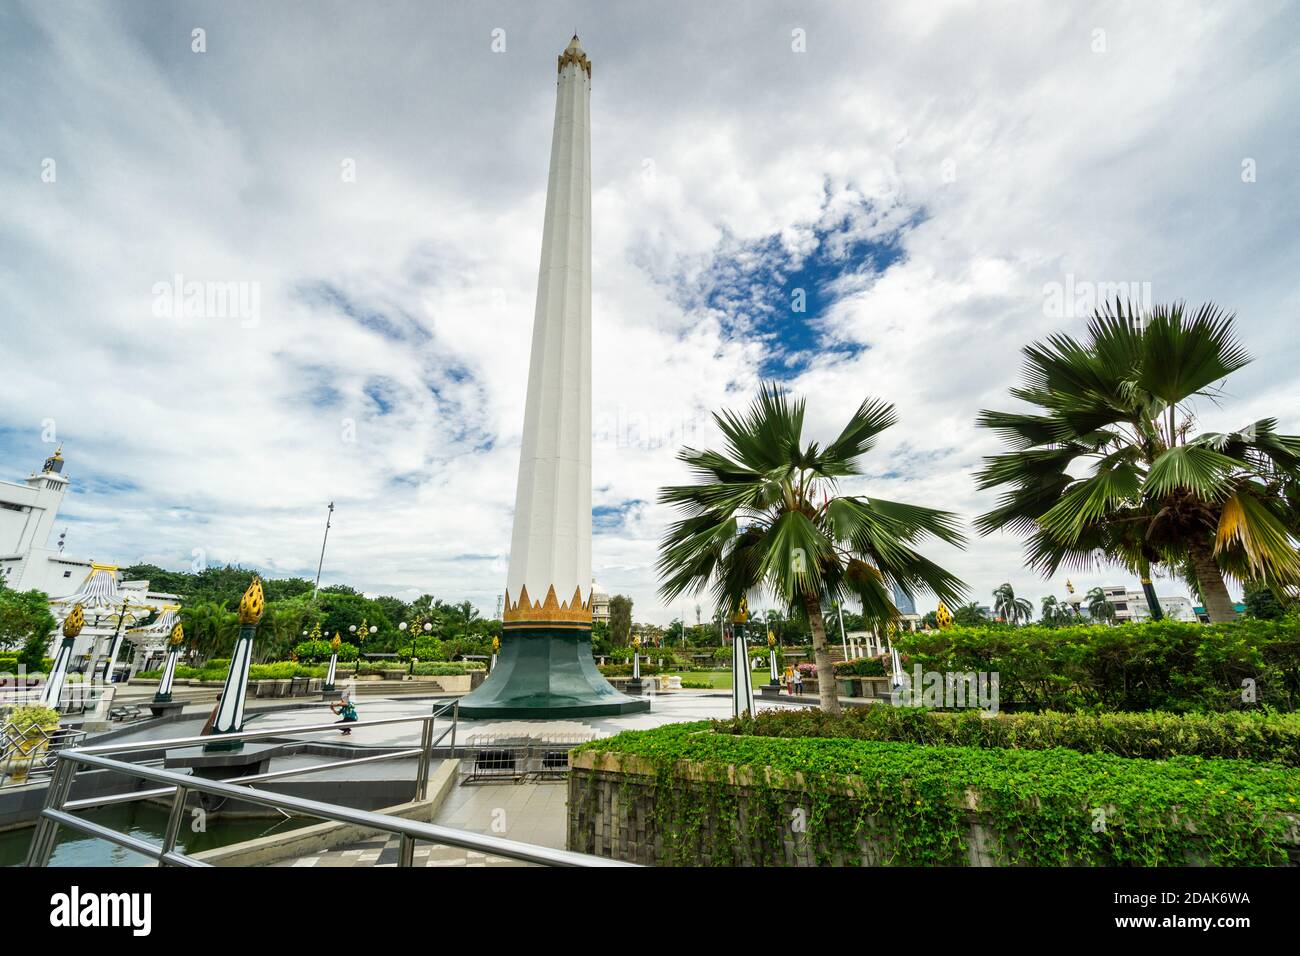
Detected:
[{"left": 25, "top": 700, "right": 628, "bottom": 868}]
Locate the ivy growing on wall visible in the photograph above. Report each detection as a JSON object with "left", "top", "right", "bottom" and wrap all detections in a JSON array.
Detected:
[{"left": 573, "top": 722, "right": 1300, "bottom": 866}]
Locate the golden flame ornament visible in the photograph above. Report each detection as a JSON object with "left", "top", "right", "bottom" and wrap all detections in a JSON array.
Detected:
[
  {"left": 330, "top": 635, "right": 341, "bottom": 652},
  {"left": 492, "top": 636, "right": 500, "bottom": 653},
  {"left": 238, "top": 576, "right": 265, "bottom": 625},
  {"left": 62, "top": 604, "right": 85, "bottom": 638},
  {"left": 169, "top": 621, "right": 185, "bottom": 646},
  {"left": 935, "top": 601, "right": 953, "bottom": 629}
]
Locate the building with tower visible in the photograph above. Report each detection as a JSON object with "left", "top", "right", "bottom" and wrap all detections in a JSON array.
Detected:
[
  {"left": 0, "top": 445, "right": 89, "bottom": 594},
  {"left": 0, "top": 447, "right": 180, "bottom": 677}
]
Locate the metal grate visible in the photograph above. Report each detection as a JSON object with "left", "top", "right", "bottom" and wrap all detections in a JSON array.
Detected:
[{"left": 461, "top": 732, "right": 594, "bottom": 785}]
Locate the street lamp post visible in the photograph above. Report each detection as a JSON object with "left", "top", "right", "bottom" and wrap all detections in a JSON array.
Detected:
[
  {"left": 398, "top": 618, "right": 433, "bottom": 675},
  {"left": 349, "top": 619, "right": 378, "bottom": 678}
]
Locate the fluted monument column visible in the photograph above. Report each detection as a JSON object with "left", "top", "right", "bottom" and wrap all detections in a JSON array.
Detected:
[{"left": 459, "top": 36, "right": 647, "bottom": 718}]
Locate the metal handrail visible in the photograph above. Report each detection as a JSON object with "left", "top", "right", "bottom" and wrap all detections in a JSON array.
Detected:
[
  {"left": 53, "top": 699, "right": 460, "bottom": 811},
  {"left": 25, "top": 698, "right": 628, "bottom": 868},
  {"left": 28, "top": 744, "right": 628, "bottom": 869},
  {"left": 73, "top": 700, "right": 459, "bottom": 756}
]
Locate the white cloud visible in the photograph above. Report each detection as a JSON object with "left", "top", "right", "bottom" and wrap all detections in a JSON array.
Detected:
[{"left": 2, "top": 0, "right": 1297, "bottom": 622}]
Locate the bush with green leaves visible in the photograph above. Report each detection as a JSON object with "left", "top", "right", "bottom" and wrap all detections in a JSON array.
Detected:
[
  {"left": 574, "top": 722, "right": 1300, "bottom": 866},
  {"left": 833, "top": 657, "right": 886, "bottom": 677},
  {"left": 2, "top": 703, "right": 59, "bottom": 734},
  {"left": 411, "top": 661, "right": 485, "bottom": 676},
  {"left": 893, "top": 617, "right": 1300, "bottom": 712},
  {"left": 293, "top": 640, "right": 358, "bottom": 662},
  {"left": 598, "top": 663, "right": 662, "bottom": 677},
  {"left": 718, "top": 707, "right": 1300, "bottom": 766}
]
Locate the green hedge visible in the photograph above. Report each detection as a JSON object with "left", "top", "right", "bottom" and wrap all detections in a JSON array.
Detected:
[
  {"left": 293, "top": 640, "right": 359, "bottom": 662},
  {"left": 717, "top": 707, "right": 1300, "bottom": 766},
  {"left": 893, "top": 617, "right": 1300, "bottom": 713},
  {"left": 411, "top": 662, "right": 483, "bottom": 676},
  {"left": 137, "top": 662, "right": 326, "bottom": 681},
  {"left": 598, "top": 663, "right": 662, "bottom": 677},
  {"left": 833, "top": 657, "right": 885, "bottom": 677},
  {"left": 576, "top": 722, "right": 1300, "bottom": 866}
]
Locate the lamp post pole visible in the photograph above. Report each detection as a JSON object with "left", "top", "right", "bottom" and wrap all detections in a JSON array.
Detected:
[
  {"left": 312, "top": 502, "right": 334, "bottom": 599},
  {"left": 399, "top": 618, "right": 432, "bottom": 676}
]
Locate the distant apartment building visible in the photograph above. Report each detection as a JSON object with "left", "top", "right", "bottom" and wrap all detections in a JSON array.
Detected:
[{"left": 1096, "top": 585, "right": 1196, "bottom": 623}]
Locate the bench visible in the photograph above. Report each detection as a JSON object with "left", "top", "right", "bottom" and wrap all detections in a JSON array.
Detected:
[{"left": 108, "top": 705, "right": 144, "bottom": 722}]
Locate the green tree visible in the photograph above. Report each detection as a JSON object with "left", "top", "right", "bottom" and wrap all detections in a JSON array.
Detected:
[
  {"left": 952, "top": 602, "right": 986, "bottom": 626},
  {"left": 0, "top": 580, "right": 56, "bottom": 654},
  {"left": 608, "top": 595, "right": 633, "bottom": 646},
  {"left": 180, "top": 601, "right": 239, "bottom": 661},
  {"left": 657, "top": 385, "right": 966, "bottom": 714},
  {"left": 1242, "top": 582, "right": 1286, "bottom": 620},
  {"left": 1085, "top": 586, "right": 1117, "bottom": 624},
  {"left": 992, "top": 582, "right": 1033, "bottom": 624},
  {"left": 976, "top": 302, "right": 1300, "bottom": 622}
]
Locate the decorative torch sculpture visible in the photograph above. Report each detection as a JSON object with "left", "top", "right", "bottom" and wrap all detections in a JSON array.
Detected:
[
  {"left": 767, "top": 630, "right": 780, "bottom": 689},
  {"left": 154, "top": 620, "right": 185, "bottom": 704},
  {"left": 205, "top": 576, "right": 264, "bottom": 752},
  {"left": 324, "top": 629, "right": 341, "bottom": 696},
  {"left": 730, "top": 597, "right": 754, "bottom": 718},
  {"left": 40, "top": 603, "right": 84, "bottom": 709},
  {"left": 935, "top": 600, "right": 954, "bottom": 629}
]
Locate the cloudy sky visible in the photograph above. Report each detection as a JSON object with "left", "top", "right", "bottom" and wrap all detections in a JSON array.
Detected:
[{"left": 3, "top": 1, "right": 1298, "bottom": 623}]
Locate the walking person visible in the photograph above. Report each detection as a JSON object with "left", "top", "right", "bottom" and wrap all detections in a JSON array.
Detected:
[
  {"left": 792, "top": 666, "right": 805, "bottom": 697},
  {"left": 330, "top": 689, "right": 358, "bottom": 735}
]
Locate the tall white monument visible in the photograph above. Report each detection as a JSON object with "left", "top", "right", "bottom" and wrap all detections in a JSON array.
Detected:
[{"left": 459, "top": 36, "right": 647, "bottom": 717}]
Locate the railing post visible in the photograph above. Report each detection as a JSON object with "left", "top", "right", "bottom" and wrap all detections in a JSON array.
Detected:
[
  {"left": 159, "top": 784, "right": 189, "bottom": 865},
  {"left": 26, "top": 755, "right": 77, "bottom": 867},
  {"left": 398, "top": 833, "right": 415, "bottom": 867},
  {"left": 450, "top": 702, "right": 458, "bottom": 757},
  {"left": 415, "top": 716, "right": 433, "bottom": 801}
]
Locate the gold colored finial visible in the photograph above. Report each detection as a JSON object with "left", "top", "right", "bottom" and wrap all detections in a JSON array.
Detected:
[
  {"left": 730, "top": 596, "right": 750, "bottom": 624},
  {"left": 169, "top": 621, "right": 185, "bottom": 646},
  {"left": 492, "top": 636, "right": 500, "bottom": 653},
  {"left": 238, "top": 576, "right": 265, "bottom": 624},
  {"left": 330, "top": 634, "right": 341, "bottom": 652},
  {"left": 62, "top": 604, "right": 85, "bottom": 638},
  {"left": 1066, "top": 579, "right": 1075, "bottom": 595},
  {"left": 309, "top": 622, "right": 322, "bottom": 641},
  {"left": 558, "top": 35, "right": 591, "bottom": 77}
]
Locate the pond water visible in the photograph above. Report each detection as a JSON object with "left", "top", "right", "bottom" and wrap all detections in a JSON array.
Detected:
[{"left": 0, "top": 802, "right": 313, "bottom": 867}]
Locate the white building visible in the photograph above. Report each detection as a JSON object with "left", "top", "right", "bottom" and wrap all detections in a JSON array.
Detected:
[
  {"left": 1, "top": 447, "right": 181, "bottom": 677},
  {"left": 0, "top": 446, "right": 91, "bottom": 594},
  {"left": 591, "top": 580, "right": 610, "bottom": 624},
  {"left": 1096, "top": 585, "right": 1196, "bottom": 623}
]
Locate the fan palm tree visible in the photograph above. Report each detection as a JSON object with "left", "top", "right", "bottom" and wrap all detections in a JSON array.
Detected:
[
  {"left": 657, "top": 385, "right": 967, "bottom": 714},
  {"left": 975, "top": 301, "right": 1300, "bottom": 622},
  {"left": 1039, "top": 594, "right": 1076, "bottom": 627},
  {"left": 1084, "top": 586, "right": 1116, "bottom": 624},
  {"left": 992, "top": 582, "right": 1034, "bottom": 624}
]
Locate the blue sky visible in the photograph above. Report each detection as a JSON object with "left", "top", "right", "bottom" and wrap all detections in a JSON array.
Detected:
[{"left": 2, "top": 1, "right": 1298, "bottom": 622}]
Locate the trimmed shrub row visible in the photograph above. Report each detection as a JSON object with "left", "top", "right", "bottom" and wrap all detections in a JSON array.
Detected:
[
  {"left": 717, "top": 707, "right": 1300, "bottom": 766},
  {"left": 575, "top": 722, "right": 1300, "bottom": 866},
  {"left": 893, "top": 617, "right": 1300, "bottom": 712}
]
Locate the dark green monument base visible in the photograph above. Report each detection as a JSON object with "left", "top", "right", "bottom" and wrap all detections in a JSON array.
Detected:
[{"left": 458, "top": 627, "right": 650, "bottom": 719}]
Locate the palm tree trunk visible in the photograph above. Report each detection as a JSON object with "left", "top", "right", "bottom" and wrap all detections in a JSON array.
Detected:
[
  {"left": 1187, "top": 538, "right": 1238, "bottom": 622},
  {"left": 803, "top": 595, "right": 841, "bottom": 715},
  {"left": 1140, "top": 576, "right": 1163, "bottom": 621}
]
